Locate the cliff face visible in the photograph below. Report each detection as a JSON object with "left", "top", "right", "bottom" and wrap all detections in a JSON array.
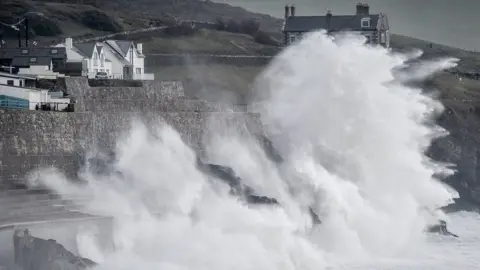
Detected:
[
  {"left": 432, "top": 111, "right": 480, "bottom": 208},
  {"left": 424, "top": 74, "right": 480, "bottom": 209}
]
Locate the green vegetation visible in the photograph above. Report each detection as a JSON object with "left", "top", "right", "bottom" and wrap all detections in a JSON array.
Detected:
[
  {"left": 140, "top": 29, "right": 279, "bottom": 55},
  {"left": 79, "top": 10, "right": 123, "bottom": 33}
]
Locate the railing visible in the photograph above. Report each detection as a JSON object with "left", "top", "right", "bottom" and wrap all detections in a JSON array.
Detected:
[
  {"left": 0, "top": 101, "right": 75, "bottom": 112},
  {"left": 132, "top": 73, "right": 155, "bottom": 81},
  {"left": 33, "top": 102, "right": 74, "bottom": 112}
]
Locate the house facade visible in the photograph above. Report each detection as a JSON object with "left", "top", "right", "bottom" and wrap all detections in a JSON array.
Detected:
[
  {"left": 57, "top": 38, "right": 153, "bottom": 80},
  {"left": 0, "top": 47, "right": 67, "bottom": 79},
  {"left": 0, "top": 72, "right": 70, "bottom": 110},
  {"left": 55, "top": 38, "right": 112, "bottom": 79},
  {"left": 103, "top": 40, "right": 152, "bottom": 80},
  {"left": 282, "top": 3, "right": 390, "bottom": 48}
]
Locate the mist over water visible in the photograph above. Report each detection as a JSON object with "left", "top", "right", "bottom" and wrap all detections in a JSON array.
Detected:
[{"left": 31, "top": 31, "right": 469, "bottom": 269}]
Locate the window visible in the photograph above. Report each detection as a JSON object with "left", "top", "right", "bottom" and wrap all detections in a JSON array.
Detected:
[
  {"left": 51, "top": 49, "right": 58, "bottom": 54},
  {"left": 93, "top": 52, "right": 98, "bottom": 66},
  {"left": 30, "top": 57, "right": 37, "bottom": 63},
  {"left": 7, "top": 80, "right": 14, "bottom": 86},
  {"left": 100, "top": 53, "right": 104, "bottom": 67},
  {"left": 136, "top": 68, "right": 142, "bottom": 74},
  {"left": 361, "top": 18, "right": 371, "bottom": 28},
  {"left": 21, "top": 49, "right": 28, "bottom": 55}
]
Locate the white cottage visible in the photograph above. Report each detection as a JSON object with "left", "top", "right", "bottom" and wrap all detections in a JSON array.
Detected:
[{"left": 103, "top": 40, "right": 153, "bottom": 80}]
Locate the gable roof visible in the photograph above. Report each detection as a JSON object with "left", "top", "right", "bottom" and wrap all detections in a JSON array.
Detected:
[
  {"left": 73, "top": 43, "right": 97, "bottom": 58},
  {"left": 0, "top": 72, "right": 37, "bottom": 80},
  {"left": 105, "top": 40, "right": 132, "bottom": 57},
  {"left": 103, "top": 40, "right": 133, "bottom": 66},
  {"left": 11, "top": 57, "right": 52, "bottom": 67},
  {"left": 284, "top": 14, "right": 380, "bottom": 32}
]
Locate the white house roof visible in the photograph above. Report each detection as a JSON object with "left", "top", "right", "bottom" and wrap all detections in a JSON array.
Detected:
[
  {"left": 0, "top": 72, "right": 36, "bottom": 80},
  {"left": 105, "top": 40, "right": 132, "bottom": 57},
  {"left": 103, "top": 40, "right": 133, "bottom": 66},
  {"left": 55, "top": 44, "right": 85, "bottom": 62}
]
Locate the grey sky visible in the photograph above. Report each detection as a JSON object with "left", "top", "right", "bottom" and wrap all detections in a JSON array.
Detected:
[{"left": 214, "top": 0, "right": 478, "bottom": 51}]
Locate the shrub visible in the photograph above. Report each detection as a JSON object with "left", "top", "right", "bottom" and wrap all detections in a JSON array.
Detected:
[
  {"left": 239, "top": 19, "right": 260, "bottom": 35},
  {"left": 214, "top": 17, "right": 226, "bottom": 31},
  {"left": 80, "top": 10, "right": 123, "bottom": 32},
  {"left": 29, "top": 17, "right": 62, "bottom": 37},
  {"left": 164, "top": 23, "right": 197, "bottom": 37},
  {"left": 253, "top": 31, "right": 279, "bottom": 46},
  {"left": 225, "top": 19, "right": 240, "bottom": 33}
]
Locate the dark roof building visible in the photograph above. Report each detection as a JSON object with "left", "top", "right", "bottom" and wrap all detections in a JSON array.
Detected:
[
  {"left": 282, "top": 3, "right": 390, "bottom": 48},
  {"left": 0, "top": 47, "right": 67, "bottom": 73}
]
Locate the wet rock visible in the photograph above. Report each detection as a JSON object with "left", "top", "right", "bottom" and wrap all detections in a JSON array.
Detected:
[
  {"left": 13, "top": 229, "right": 97, "bottom": 270},
  {"left": 196, "top": 158, "right": 321, "bottom": 225},
  {"left": 426, "top": 220, "right": 459, "bottom": 237}
]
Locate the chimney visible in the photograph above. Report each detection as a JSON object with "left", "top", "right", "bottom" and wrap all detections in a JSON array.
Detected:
[
  {"left": 356, "top": 3, "right": 370, "bottom": 15},
  {"left": 65, "top": 37, "right": 72, "bottom": 50},
  {"left": 326, "top": 10, "right": 332, "bottom": 30},
  {"left": 284, "top": 4, "right": 289, "bottom": 20},
  {"left": 291, "top": 5, "right": 296, "bottom": 16},
  {"left": 137, "top": 43, "right": 143, "bottom": 54}
]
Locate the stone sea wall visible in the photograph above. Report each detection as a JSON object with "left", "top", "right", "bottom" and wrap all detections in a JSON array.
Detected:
[{"left": 0, "top": 77, "right": 259, "bottom": 189}]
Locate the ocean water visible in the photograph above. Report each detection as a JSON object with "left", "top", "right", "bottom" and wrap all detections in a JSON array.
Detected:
[{"left": 30, "top": 32, "right": 480, "bottom": 269}]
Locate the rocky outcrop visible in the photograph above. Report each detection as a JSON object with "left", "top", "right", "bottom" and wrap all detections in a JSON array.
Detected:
[
  {"left": 13, "top": 229, "right": 96, "bottom": 270},
  {"left": 196, "top": 155, "right": 322, "bottom": 225},
  {"left": 426, "top": 220, "right": 459, "bottom": 237}
]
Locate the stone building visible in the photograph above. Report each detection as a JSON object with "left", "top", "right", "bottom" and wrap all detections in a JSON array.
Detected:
[{"left": 282, "top": 3, "right": 390, "bottom": 48}]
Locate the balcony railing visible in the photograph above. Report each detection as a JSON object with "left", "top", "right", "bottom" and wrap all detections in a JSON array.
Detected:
[{"left": 0, "top": 101, "right": 75, "bottom": 112}]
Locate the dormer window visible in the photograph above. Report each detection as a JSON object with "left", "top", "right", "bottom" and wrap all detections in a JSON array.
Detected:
[
  {"left": 361, "top": 17, "right": 371, "bottom": 28},
  {"left": 21, "top": 49, "right": 28, "bottom": 55}
]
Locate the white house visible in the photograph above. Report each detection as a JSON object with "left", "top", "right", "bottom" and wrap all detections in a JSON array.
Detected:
[
  {"left": 103, "top": 40, "right": 153, "bottom": 80},
  {"left": 0, "top": 72, "right": 36, "bottom": 87},
  {"left": 0, "top": 72, "right": 71, "bottom": 110},
  {"left": 55, "top": 38, "right": 112, "bottom": 79},
  {"left": 57, "top": 38, "right": 153, "bottom": 80}
]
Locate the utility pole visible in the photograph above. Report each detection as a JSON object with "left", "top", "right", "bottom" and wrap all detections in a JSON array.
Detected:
[
  {"left": 17, "top": 18, "right": 22, "bottom": 48},
  {"left": 25, "top": 17, "right": 29, "bottom": 47}
]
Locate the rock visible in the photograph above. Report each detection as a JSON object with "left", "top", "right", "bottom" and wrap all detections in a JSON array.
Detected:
[
  {"left": 196, "top": 158, "right": 321, "bottom": 225},
  {"left": 426, "top": 220, "right": 459, "bottom": 237},
  {"left": 13, "top": 229, "right": 97, "bottom": 270}
]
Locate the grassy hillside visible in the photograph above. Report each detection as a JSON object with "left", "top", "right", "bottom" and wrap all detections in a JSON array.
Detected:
[
  {"left": 0, "top": 0, "right": 282, "bottom": 44},
  {"left": 391, "top": 34, "right": 480, "bottom": 71}
]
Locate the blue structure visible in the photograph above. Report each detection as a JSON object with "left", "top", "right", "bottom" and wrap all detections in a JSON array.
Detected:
[{"left": 0, "top": 95, "right": 29, "bottom": 109}]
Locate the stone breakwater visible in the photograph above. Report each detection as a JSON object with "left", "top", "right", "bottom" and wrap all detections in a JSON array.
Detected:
[{"left": 0, "top": 78, "right": 261, "bottom": 189}]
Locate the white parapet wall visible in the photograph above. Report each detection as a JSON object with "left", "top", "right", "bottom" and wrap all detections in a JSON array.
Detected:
[{"left": 0, "top": 85, "right": 70, "bottom": 110}]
